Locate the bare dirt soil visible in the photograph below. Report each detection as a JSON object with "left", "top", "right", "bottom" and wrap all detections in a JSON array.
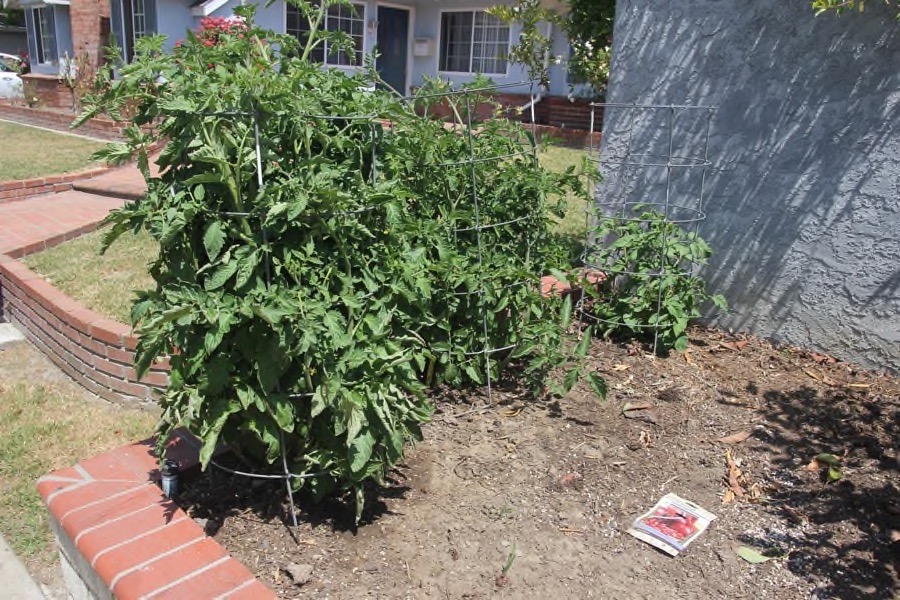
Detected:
[{"left": 179, "top": 326, "right": 899, "bottom": 599}]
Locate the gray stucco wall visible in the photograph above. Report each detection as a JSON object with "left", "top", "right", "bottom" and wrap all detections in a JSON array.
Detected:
[{"left": 601, "top": 0, "right": 900, "bottom": 373}]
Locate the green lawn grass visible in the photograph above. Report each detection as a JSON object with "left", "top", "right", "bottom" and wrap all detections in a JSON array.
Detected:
[
  {"left": 538, "top": 143, "right": 594, "bottom": 239},
  {"left": 24, "top": 228, "right": 157, "bottom": 324},
  {"left": 0, "top": 121, "right": 104, "bottom": 182},
  {"left": 0, "top": 343, "right": 156, "bottom": 572}
]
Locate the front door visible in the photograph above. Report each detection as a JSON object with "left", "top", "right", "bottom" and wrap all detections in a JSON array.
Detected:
[{"left": 376, "top": 6, "right": 409, "bottom": 95}]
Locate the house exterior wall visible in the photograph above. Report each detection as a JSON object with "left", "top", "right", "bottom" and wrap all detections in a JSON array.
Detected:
[
  {"left": 24, "top": 5, "right": 74, "bottom": 75},
  {"left": 602, "top": 0, "right": 900, "bottom": 372},
  {"left": 211, "top": 0, "right": 577, "bottom": 98},
  {"left": 155, "top": 0, "right": 195, "bottom": 48}
]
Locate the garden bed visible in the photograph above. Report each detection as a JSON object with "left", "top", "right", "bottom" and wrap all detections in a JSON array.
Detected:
[{"left": 176, "top": 326, "right": 899, "bottom": 599}]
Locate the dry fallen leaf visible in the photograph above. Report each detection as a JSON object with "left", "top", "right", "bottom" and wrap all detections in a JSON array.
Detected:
[
  {"left": 846, "top": 383, "right": 871, "bottom": 390},
  {"left": 717, "top": 430, "right": 752, "bottom": 445},
  {"left": 804, "top": 369, "right": 821, "bottom": 382},
  {"left": 782, "top": 505, "right": 810, "bottom": 525},
  {"left": 684, "top": 350, "right": 694, "bottom": 365},
  {"left": 810, "top": 352, "right": 836, "bottom": 364},
  {"left": 725, "top": 449, "right": 746, "bottom": 498},
  {"left": 622, "top": 401, "right": 659, "bottom": 424},
  {"left": 722, "top": 488, "right": 736, "bottom": 504},
  {"left": 720, "top": 340, "right": 750, "bottom": 352},
  {"left": 611, "top": 364, "right": 631, "bottom": 372}
]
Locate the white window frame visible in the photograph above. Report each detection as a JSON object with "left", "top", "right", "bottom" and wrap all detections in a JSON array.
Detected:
[
  {"left": 437, "top": 8, "right": 511, "bottom": 77},
  {"left": 132, "top": 0, "right": 148, "bottom": 40},
  {"left": 285, "top": 2, "right": 367, "bottom": 69},
  {"left": 32, "top": 7, "right": 55, "bottom": 64}
]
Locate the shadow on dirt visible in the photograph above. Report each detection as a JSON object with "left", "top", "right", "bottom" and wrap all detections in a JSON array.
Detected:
[
  {"left": 747, "top": 385, "right": 899, "bottom": 599},
  {"left": 178, "top": 459, "right": 413, "bottom": 537}
]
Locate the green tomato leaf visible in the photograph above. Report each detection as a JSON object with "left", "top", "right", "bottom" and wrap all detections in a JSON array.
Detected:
[
  {"left": 204, "top": 259, "right": 239, "bottom": 291},
  {"left": 349, "top": 431, "right": 375, "bottom": 473},
  {"left": 268, "top": 395, "right": 296, "bottom": 433},
  {"left": 586, "top": 371, "right": 607, "bottom": 401},
  {"left": 827, "top": 466, "right": 845, "bottom": 483},
  {"left": 199, "top": 399, "right": 240, "bottom": 469},
  {"left": 203, "top": 221, "right": 226, "bottom": 262}
]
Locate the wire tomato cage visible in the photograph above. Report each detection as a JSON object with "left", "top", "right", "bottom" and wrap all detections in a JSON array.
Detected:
[
  {"left": 579, "top": 102, "right": 717, "bottom": 354},
  {"left": 163, "top": 80, "right": 551, "bottom": 526},
  {"left": 409, "top": 80, "right": 551, "bottom": 401}
]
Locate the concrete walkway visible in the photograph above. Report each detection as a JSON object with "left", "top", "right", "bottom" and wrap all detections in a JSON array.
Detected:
[
  {"left": 0, "top": 165, "right": 146, "bottom": 257},
  {"left": 0, "top": 534, "right": 45, "bottom": 599},
  {"left": 0, "top": 162, "right": 149, "bottom": 598}
]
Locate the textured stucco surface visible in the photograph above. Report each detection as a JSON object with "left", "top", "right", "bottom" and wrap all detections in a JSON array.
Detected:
[{"left": 600, "top": 0, "right": 900, "bottom": 373}]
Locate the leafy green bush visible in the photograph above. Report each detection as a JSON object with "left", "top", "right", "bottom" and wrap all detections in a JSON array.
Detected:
[
  {"left": 383, "top": 78, "right": 583, "bottom": 391},
  {"left": 583, "top": 208, "right": 726, "bottom": 352},
  {"left": 77, "top": 1, "right": 602, "bottom": 518}
]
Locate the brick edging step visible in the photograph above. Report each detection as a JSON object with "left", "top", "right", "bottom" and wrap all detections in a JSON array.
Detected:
[
  {"left": 0, "top": 167, "right": 113, "bottom": 204},
  {"left": 0, "top": 254, "right": 168, "bottom": 405},
  {"left": 0, "top": 102, "right": 128, "bottom": 141},
  {"left": 38, "top": 430, "right": 276, "bottom": 599}
]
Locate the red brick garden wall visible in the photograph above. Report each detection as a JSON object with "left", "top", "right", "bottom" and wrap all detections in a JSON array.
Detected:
[
  {"left": 0, "top": 254, "right": 168, "bottom": 406},
  {"left": 0, "top": 168, "right": 110, "bottom": 204},
  {"left": 19, "top": 74, "right": 73, "bottom": 111},
  {"left": 37, "top": 431, "right": 275, "bottom": 599},
  {"left": 0, "top": 102, "right": 128, "bottom": 140},
  {"left": 417, "top": 92, "right": 601, "bottom": 133}
]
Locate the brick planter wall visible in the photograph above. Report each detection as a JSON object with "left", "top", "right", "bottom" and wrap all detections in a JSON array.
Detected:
[
  {"left": 38, "top": 430, "right": 276, "bottom": 599},
  {"left": 0, "top": 254, "right": 168, "bottom": 406},
  {"left": 0, "top": 102, "right": 128, "bottom": 140},
  {"left": 20, "top": 74, "right": 73, "bottom": 111},
  {"left": 0, "top": 167, "right": 111, "bottom": 204},
  {"left": 417, "top": 92, "right": 601, "bottom": 133}
]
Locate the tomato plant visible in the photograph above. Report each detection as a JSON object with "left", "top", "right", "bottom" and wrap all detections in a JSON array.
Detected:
[
  {"left": 77, "top": 0, "right": 603, "bottom": 520},
  {"left": 582, "top": 207, "right": 726, "bottom": 352}
]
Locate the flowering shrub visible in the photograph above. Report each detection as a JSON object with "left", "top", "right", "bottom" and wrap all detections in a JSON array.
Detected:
[{"left": 195, "top": 15, "right": 248, "bottom": 47}]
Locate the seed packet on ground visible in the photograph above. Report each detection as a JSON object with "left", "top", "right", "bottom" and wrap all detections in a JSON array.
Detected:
[{"left": 627, "top": 493, "right": 716, "bottom": 556}]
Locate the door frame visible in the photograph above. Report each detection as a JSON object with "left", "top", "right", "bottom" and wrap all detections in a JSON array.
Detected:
[{"left": 375, "top": 2, "right": 414, "bottom": 96}]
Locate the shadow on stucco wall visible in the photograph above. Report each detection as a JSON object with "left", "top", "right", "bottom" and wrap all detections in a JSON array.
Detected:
[{"left": 599, "top": 0, "right": 900, "bottom": 373}]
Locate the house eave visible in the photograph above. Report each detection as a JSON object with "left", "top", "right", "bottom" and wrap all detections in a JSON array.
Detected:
[
  {"left": 15, "top": 0, "right": 71, "bottom": 6},
  {"left": 190, "top": 0, "right": 229, "bottom": 17}
]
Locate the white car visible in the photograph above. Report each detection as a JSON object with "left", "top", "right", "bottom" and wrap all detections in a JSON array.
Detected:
[{"left": 0, "top": 53, "right": 24, "bottom": 100}]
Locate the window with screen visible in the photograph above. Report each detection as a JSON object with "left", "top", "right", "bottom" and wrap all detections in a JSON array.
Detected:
[
  {"left": 439, "top": 10, "right": 509, "bottom": 75},
  {"left": 286, "top": 3, "right": 365, "bottom": 66}
]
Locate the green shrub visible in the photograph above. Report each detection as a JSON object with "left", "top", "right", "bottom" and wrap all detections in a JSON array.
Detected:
[
  {"left": 77, "top": 1, "right": 603, "bottom": 519},
  {"left": 583, "top": 208, "right": 726, "bottom": 352}
]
